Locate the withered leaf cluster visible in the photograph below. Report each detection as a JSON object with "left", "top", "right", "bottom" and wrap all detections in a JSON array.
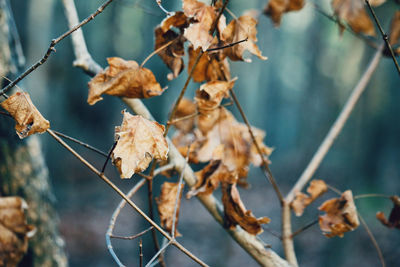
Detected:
[
  {"left": 112, "top": 111, "right": 169, "bottom": 179},
  {"left": 154, "top": 0, "right": 266, "bottom": 81},
  {"left": 0, "top": 197, "right": 35, "bottom": 267},
  {"left": 1, "top": 92, "right": 50, "bottom": 138},
  {"left": 264, "top": 0, "right": 305, "bottom": 26},
  {"left": 318, "top": 190, "right": 359, "bottom": 238}
]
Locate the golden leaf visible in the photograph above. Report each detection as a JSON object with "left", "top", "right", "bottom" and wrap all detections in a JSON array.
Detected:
[
  {"left": 221, "top": 12, "right": 267, "bottom": 62},
  {"left": 171, "top": 98, "right": 197, "bottom": 133},
  {"left": 87, "top": 57, "right": 164, "bottom": 105},
  {"left": 157, "top": 182, "right": 184, "bottom": 237},
  {"left": 0, "top": 197, "right": 35, "bottom": 267},
  {"left": 318, "top": 190, "right": 359, "bottom": 237},
  {"left": 112, "top": 111, "right": 168, "bottom": 179},
  {"left": 291, "top": 179, "right": 328, "bottom": 216},
  {"left": 222, "top": 183, "right": 270, "bottom": 235},
  {"left": 1, "top": 92, "right": 50, "bottom": 138}
]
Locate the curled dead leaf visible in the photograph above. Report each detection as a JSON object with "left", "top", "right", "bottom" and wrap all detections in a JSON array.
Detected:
[
  {"left": 187, "top": 160, "right": 238, "bottom": 198},
  {"left": 331, "top": 0, "right": 375, "bottom": 36},
  {"left": 87, "top": 57, "right": 164, "bottom": 105},
  {"left": 112, "top": 111, "right": 169, "bottom": 178},
  {"left": 171, "top": 98, "right": 197, "bottom": 133},
  {"left": 0, "top": 197, "right": 35, "bottom": 267},
  {"left": 291, "top": 179, "right": 328, "bottom": 216},
  {"left": 263, "top": 0, "right": 304, "bottom": 26},
  {"left": 155, "top": 12, "right": 189, "bottom": 80},
  {"left": 220, "top": 12, "right": 267, "bottom": 62},
  {"left": 188, "top": 46, "right": 231, "bottom": 83},
  {"left": 376, "top": 196, "right": 400, "bottom": 229},
  {"left": 222, "top": 183, "right": 270, "bottom": 235},
  {"left": 1, "top": 92, "right": 50, "bottom": 138},
  {"left": 183, "top": 0, "right": 217, "bottom": 50},
  {"left": 157, "top": 182, "right": 184, "bottom": 237},
  {"left": 318, "top": 190, "right": 359, "bottom": 238}
]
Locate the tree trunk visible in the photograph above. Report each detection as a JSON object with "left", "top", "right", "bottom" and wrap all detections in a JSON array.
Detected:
[{"left": 0, "top": 0, "right": 68, "bottom": 266}]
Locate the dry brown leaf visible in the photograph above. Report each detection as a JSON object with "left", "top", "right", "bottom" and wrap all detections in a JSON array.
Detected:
[
  {"left": 187, "top": 160, "right": 238, "bottom": 198},
  {"left": 0, "top": 197, "right": 35, "bottom": 267},
  {"left": 87, "top": 57, "right": 164, "bottom": 105},
  {"left": 112, "top": 111, "right": 168, "bottom": 178},
  {"left": 195, "top": 108, "right": 272, "bottom": 180},
  {"left": 291, "top": 180, "right": 328, "bottom": 216},
  {"left": 171, "top": 98, "right": 197, "bottom": 133},
  {"left": 188, "top": 46, "right": 231, "bottom": 83},
  {"left": 220, "top": 13, "right": 267, "bottom": 62},
  {"left": 331, "top": 0, "right": 375, "bottom": 36},
  {"left": 263, "top": 0, "right": 304, "bottom": 26},
  {"left": 1, "top": 92, "right": 50, "bottom": 138},
  {"left": 390, "top": 11, "right": 400, "bottom": 45},
  {"left": 155, "top": 12, "right": 189, "bottom": 80},
  {"left": 376, "top": 196, "right": 400, "bottom": 229},
  {"left": 318, "top": 190, "right": 359, "bottom": 237},
  {"left": 157, "top": 182, "right": 184, "bottom": 236},
  {"left": 183, "top": 0, "right": 216, "bottom": 50},
  {"left": 222, "top": 183, "right": 270, "bottom": 235}
]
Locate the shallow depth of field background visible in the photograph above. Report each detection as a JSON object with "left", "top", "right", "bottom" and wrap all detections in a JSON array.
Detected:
[{"left": 7, "top": 0, "right": 400, "bottom": 266}]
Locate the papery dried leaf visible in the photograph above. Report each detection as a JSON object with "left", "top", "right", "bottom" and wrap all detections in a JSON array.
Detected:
[
  {"left": 376, "top": 196, "right": 400, "bottom": 229},
  {"left": 155, "top": 12, "right": 189, "bottom": 80},
  {"left": 1, "top": 92, "right": 50, "bottom": 138},
  {"left": 188, "top": 46, "right": 231, "bottom": 83},
  {"left": 291, "top": 180, "right": 328, "bottom": 216},
  {"left": 319, "top": 190, "right": 359, "bottom": 237},
  {"left": 172, "top": 130, "right": 201, "bottom": 163},
  {"left": 368, "top": 0, "right": 386, "bottom": 6},
  {"left": 221, "top": 13, "right": 267, "bottom": 62},
  {"left": 222, "top": 183, "right": 270, "bottom": 235},
  {"left": 263, "top": 0, "right": 304, "bottom": 26},
  {"left": 0, "top": 197, "right": 35, "bottom": 267},
  {"left": 187, "top": 160, "right": 238, "bottom": 198},
  {"left": 195, "top": 108, "right": 272, "bottom": 180},
  {"left": 112, "top": 111, "right": 168, "bottom": 178},
  {"left": 331, "top": 0, "right": 375, "bottom": 36},
  {"left": 88, "top": 57, "right": 164, "bottom": 105},
  {"left": 157, "top": 182, "right": 184, "bottom": 236},
  {"left": 183, "top": 0, "right": 216, "bottom": 50},
  {"left": 171, "top": 98, "right": 197, "bottom": 133}
]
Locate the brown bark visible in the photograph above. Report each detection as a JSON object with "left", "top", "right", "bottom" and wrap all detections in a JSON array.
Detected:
[{"left": 0, "top": 0, "right": 68, "bottom": 266}]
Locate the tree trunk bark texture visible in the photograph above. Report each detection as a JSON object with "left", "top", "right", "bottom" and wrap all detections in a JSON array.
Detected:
[{"left": 0, "top": 0, "right": 68, "bottom": 266}]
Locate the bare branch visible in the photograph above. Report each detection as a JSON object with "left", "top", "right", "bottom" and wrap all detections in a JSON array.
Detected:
[
  {"left": 281, "top": 202, "right": 298, "bottom": 266},
  {"left": 286, "top": 44, "right": 384, "bottom": 203}
]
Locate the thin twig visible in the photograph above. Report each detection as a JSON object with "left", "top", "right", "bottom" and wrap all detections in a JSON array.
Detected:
[
  {"left": 206, "top": 38, "right": 248, "bottom": 52},
  {"left": 230, "top": 88, "right": 284, "bottom": 204},
  {"left": 155, "top": 0, "right": 171, "bottom": 16},
  {"left": 46, "top": 129, "right": 209, "bottom": 266},
  {"left": 365, "top": 0, "right": 400, "bottom": 75},
  {"left": 140, "top": 239, "right": 143, "bottom": 267},
  {"left": 106, "top": 178, "right": 146, "bottom": 266},
  {"left": 291, "top": 219, "right": 318, "bottom": 238},
  {"left": 286, "top": 44, "right": 384, "bottom": 203},
  {"left": 354, "top": 193, "right": 391, "bottom": 200},
  {"left": 110, "top": 226, "right": 154, "bottom": 240},
  {"left": 261, "top": 226, "right": 282, "bottom": 240},
  {"left": 101, "top": 140, "right": 118, "bottom": 174},
  {"left": 141, "top": 39, "right": 175, "bottom": 68},
  {"left": 358, "top": 213, "right": 386, "bottom": 267},
  {"left": 146, "top": 240, "right": 172, "bottom": 267},
  {"left": 52, "top": 130, "right": 108, "bottom": 157},
  {"left": 311, "top": 2, "right": 378, "bottom": 49},
  {"left": 0, "top": 0, "right": 115, "bottom": 97}
]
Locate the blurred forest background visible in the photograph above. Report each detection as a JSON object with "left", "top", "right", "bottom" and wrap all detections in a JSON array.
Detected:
[{"left": 4, "top": 0, "right": 400, "bottom": 266}]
